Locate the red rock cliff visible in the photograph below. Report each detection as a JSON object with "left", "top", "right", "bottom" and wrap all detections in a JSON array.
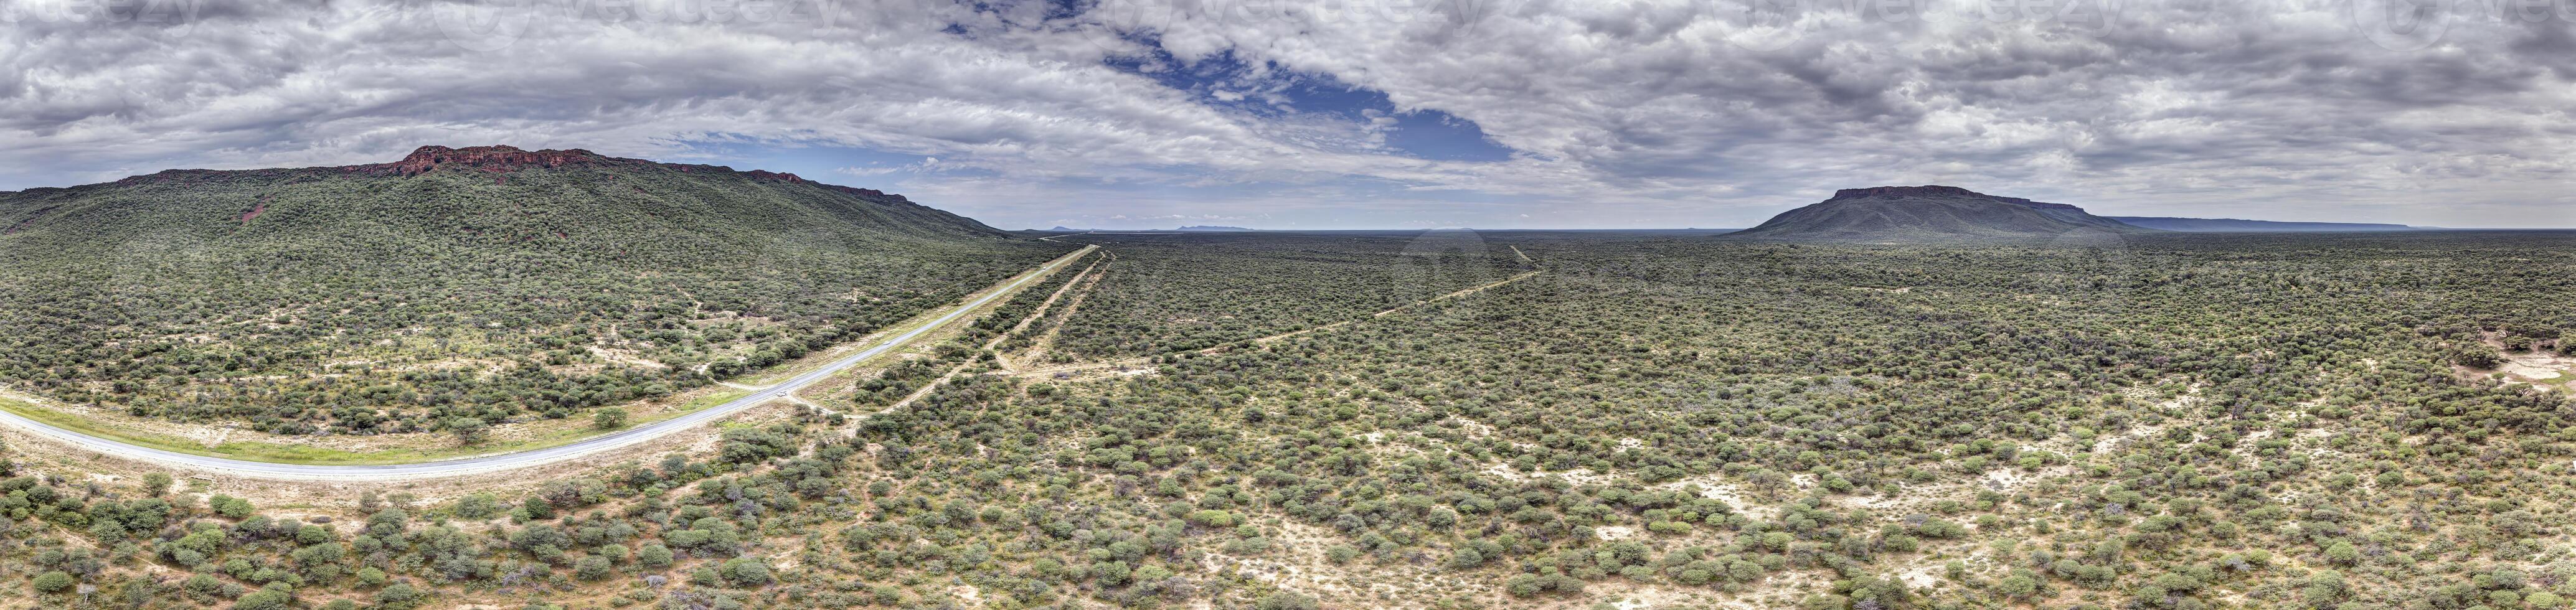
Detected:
[{"left": 366, "top": 145, "right": 611, "bottom": 176}]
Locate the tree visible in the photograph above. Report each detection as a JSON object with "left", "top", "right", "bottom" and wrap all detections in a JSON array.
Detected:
[
  {"left": 638, "top": 543, "right": 675, "bottom": 568},
  {"left": 720, "top": 557, "right": 773, "bottom": 586},
  {"left": 142, "top": 472, "right": 173, "bottom": 497},
  {"left": 376, "top": 581, "right": 420, "bottom": 606},
  {"left": 2449, "top": 345, "right": 2505, "bottom": 368},
  {"left": 575, "top": 555, "right": 613, "bottom": 580},
  {"left": 234, "top": 583, "right": 294, "bottom": 610},
  {"left": 31, "top": 571, "right": 74, "bottom": 594},
  {"left": 1446, "top": 547, "right": 1484, "bottom": 570},
  {"left": 209, "top": 495, "right": 256, "bottom": 518},
  {"left": 451, "top": 493, "right": 502, "bottom": 518},
  {"left": 1255, "top": 592, "right": 1321, "bottom": 610},
  {"left": 593, "top": 407, "right": 628, "bottom": 430},
  {"left": 446, "top": 417, "right": 488, "bottom": 446},
  {"left": 1999, "top": 573, "right": 2039, "bottom": 599}
]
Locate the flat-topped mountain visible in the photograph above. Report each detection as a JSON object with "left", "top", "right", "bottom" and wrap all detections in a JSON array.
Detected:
[
  {"left": 4, "top": 144, "right": 1011, "bottom": 246},
  {"left": 1728, "top": 185, "right": 2159, "bottom": 241},
  {"left": 0, "top": 145, "right": 1068, "bottom": 434}
]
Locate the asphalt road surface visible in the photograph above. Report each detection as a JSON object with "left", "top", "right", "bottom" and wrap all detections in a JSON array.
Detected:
[{"left": 0, "top": 245, "right": 1096, "bottom": 480}]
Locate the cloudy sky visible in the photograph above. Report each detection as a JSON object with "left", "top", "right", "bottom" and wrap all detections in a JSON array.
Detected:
[{"left": 5, "top": 0, "right": 2573, "bottom": 229}]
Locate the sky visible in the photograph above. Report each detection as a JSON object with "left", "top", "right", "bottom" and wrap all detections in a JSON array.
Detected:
[{"left": 4, "top": 0, "right": 2573, "bottom": 230}]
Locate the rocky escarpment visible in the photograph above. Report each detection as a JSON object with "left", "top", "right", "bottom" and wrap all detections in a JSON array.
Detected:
[
  {"left": 349, "top": 145, "right": 824, "bottom": 184},
  {"left": 1829, "top": 185, "right": 1987, "bottom": 199},
  {"left": 364, "top": 145, "right": 613, "bottom": 176}
]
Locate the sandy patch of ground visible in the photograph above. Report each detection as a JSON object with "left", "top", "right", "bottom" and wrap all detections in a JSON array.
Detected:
[
  {"left": 1443, "top": 416, "right": 1498, "bottom": 439},
  {"left": 2094, "top": 421, "right": 2168, "bottom": 454},
  {"left": 1894, "top": 547, "right": 1988, "bottom": 589},
  {"left": 2495, "top": 350, "right": 2574, "bottom": 388},
  {"left": 1196, "top": 521, "right": 1367, "bottom": 601},
  {"left": 946, "top": 585, "right": 984, "bottom": 608},
  {"left": 1481, "top": 463, "right": 1616, "bottom": 487},
  {"left": 1593, "top": 586, "right": 1747, "bottom": 609},
  {"left": 1587, "top": 569, "right": 1838, "bottom": 610},
  {"left": 1006, "top": 360, "right": 1155, "bottom": 382},
  {"left": 586, "top": 345, "right": 669, "bottom": 369},
  {"left": 1653, "top": 477, "right": 1778, "bottom": 522}
]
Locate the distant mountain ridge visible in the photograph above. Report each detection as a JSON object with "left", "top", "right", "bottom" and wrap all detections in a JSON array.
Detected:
[
  {"left": 2106, "top": 217, "right": 2423, "bottom": 232},
  {"left": 4, "top": 144, "right": 1014, "bottom": 245},
  {"left": 1037, "top": 225, "right": 1259, "bottom": 232},
  {"left": 1729, "top": 185, "right": 2158, "bottom": 241},
  {"left": 0, "top": 144, "right": 1067, "bottom": 433}
]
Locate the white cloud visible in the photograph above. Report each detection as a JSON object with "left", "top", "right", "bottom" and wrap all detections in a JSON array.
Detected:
[{"left": 1, "top": 0, "right": 2571, "bottom": 228}]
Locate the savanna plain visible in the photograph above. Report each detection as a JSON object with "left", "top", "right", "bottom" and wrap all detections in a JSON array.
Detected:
[{"left": 5, "top": 222, "right": 2576, "bottom": 610}]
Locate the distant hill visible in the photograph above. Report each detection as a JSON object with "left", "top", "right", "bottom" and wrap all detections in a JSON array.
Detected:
[
  {"left": 2105, "top": 217, "right": 2422, "bottom": 232},
  {"left": 1729, "top": 185, "right": 2159, "bottom": 241},
  {"left": 1036, "top": 225, "right": 1256, "bottom": 232},
  {"left": 0, "top": 144, "right": 1069, "bottom": 433}
]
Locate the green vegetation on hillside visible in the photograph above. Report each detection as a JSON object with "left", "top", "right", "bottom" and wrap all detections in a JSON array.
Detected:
[{"left": 0, "top": 157, "right": 1072, "bottom": 434}]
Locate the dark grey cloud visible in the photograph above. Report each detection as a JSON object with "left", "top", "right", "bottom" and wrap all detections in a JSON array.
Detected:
[{"left": 1, "top": 0, "right": 2570, "bottom": 228}]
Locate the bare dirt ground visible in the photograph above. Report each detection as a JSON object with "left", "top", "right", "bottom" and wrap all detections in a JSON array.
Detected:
[{"left": 2494, "top": 350, "right": 2574, "bottom": 388}]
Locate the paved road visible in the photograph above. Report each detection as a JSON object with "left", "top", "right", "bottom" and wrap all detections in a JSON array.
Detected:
[{"left": 0, "top": 245, "right": 1097, "bottom": 480}]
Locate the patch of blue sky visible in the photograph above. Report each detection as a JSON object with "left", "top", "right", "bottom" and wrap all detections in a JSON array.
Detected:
[{"left": 1107, "top": 46, "right": 1515, "bottom": 162}]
